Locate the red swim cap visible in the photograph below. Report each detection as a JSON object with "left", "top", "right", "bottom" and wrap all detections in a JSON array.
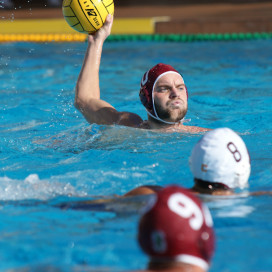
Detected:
[
  {"left": 139, "top": 63, "right": 188, "bottom": 117},
  {"left": 138, "top": 185, "right": 215, "bottom": 271}
]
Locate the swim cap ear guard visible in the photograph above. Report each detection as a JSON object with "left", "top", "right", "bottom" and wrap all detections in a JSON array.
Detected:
[{"left": 139, "top": 63, "right": 188, "bottom": 124}]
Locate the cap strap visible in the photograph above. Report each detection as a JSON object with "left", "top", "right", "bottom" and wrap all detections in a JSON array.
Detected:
[
  {"left": 175, "top": 254, "right": 209, "bottom": 271},
  {"left": 151, "top": 71, "right": 185, "bottom": 125}
]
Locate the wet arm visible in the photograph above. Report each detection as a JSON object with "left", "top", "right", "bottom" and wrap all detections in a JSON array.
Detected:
[
  {"left": 250, "top": 191, "right": 272, "bottom": 196},
  {"left": 74, "top": 15, "right": 117, "bottom": 124},
  {"left": 74, "top": 15, "right": 142, "bottom": 127},
  {"left": 124, "top": 185, "right": 163, "bottom": 197}
]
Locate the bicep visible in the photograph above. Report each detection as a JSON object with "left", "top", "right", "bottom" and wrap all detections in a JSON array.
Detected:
[
  {"left": 76, "top": 98, "right": 119, "bottom": 125},
  {"left": 76, "top": 98, "right": 143, "bottom": 127}
]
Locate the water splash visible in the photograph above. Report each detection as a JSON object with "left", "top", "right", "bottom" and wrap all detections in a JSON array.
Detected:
[{"left": 0, "top": 174, "right": 80, "bottom": 201}]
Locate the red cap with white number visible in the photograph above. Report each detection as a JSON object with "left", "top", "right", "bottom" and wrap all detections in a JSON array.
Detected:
[
  {"left": 138, "top": 185, "right": 215, "bottom": 271},
  {"left": 189, "top": 127, "right": 251, "bottom": 189}
]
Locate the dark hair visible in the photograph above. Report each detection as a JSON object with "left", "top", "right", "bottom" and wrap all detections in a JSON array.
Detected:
[{"left": 194, "top": 178, "right": 230, "bottom": 192}]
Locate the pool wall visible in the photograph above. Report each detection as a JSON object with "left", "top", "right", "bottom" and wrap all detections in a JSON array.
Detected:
[{"left": 1, "top": 1, "right": 272, "bottom": 42}]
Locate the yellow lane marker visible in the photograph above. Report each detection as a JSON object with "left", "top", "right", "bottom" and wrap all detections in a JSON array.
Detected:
[{"left": 0, "top": 17, "right": 156, "bottom": 35}]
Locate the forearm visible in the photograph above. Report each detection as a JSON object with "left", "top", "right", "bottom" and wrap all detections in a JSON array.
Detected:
[
  {"left": 75, "top": 39, "right": 103, "bottom": 107},
  {"left": 74, "top": 14, "right": 113, "bottom": 109}
]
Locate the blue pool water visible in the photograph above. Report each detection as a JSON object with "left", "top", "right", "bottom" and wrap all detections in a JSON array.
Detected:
[{"left": 0, "top": 39, "right": 271, "bottom": 271}]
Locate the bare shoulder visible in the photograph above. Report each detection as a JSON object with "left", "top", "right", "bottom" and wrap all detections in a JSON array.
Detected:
[
  {"left": 163, "top": 124, "right": 211, "bottom": 133},
  {"left": 124, "top": 185, "right": 163, "bottom": 197},
  {"left": 181, "top": 125, "right": 211, "bottom": 133},
  {"left": 117, "top": 111, "right": 145, "bottom": 128}
]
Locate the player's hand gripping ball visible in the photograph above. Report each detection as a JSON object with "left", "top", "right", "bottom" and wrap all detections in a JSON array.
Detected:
[{"left": 62, "top": 0, "right": 114, "bottom": 34}]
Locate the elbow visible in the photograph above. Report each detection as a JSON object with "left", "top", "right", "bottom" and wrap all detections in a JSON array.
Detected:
[
  {"left": 74, "top": 98, "right": 81, "bottom": 110},
  {"left": 74, "top": 96, "right": 86, "bottom": 112},
  {"left": 74, "top": 87, "right": 84, "bottom": 110}
]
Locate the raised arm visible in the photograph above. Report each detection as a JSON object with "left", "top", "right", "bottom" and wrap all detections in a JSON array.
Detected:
[{"left": 74, "top": 15, "right": 143, "bottom": 127}]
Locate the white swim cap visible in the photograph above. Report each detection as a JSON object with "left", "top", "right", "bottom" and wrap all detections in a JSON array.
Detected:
[{"left": 189, "top": 128, "right": 251, "bottom": 189}]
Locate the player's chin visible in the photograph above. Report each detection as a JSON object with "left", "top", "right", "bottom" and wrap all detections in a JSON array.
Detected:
[{"left": 169, "top": 108, "right": 187, "bottom": 121}]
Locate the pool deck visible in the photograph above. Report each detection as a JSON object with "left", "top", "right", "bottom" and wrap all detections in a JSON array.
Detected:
[
  {"left": 1, "top": 1, "right": 272, "bottom": 36},
  {"left": 116, "top": 1, "right": 272, "bottom": 34}
]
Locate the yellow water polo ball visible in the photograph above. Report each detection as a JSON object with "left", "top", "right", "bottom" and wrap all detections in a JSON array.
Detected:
[{"left": 62, "top": 0, "right": 114, "bottom": 34}]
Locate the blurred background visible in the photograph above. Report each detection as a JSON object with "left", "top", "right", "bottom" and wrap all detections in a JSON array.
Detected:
[
  {"left": 1, "top": 0, "right": 272, "bottom": 9},
  {"left": 1, "top": 0, "right": 272, "bottom": 34}
]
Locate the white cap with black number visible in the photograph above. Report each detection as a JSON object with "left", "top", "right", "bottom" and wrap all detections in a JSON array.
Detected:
[{"left": 189, "top": 128, "right": 251, "bottom": 189}]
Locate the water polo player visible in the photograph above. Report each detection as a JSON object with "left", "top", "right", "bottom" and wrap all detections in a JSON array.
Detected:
[
  {"left": 74, "top": 15, "right": 209, "bottom": 132},
  {"left": 138, "top": 185, "right": 215, "bottom": 272},
  {"left": 125, "top": 128, "right": 254, "bottom": 197},
  {"left": 189, "top": 127, "right": 251, "bottom": 195}
]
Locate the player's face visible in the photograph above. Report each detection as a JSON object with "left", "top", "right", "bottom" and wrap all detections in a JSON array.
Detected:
[{"left": 153, "top": 73, "right": 188, "bottom": 122}]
